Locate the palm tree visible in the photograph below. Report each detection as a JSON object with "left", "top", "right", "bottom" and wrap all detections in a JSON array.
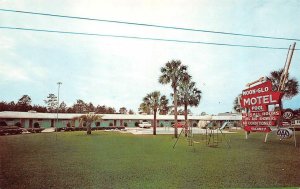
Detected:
[
  {"left": 138, "top": 102, "right": 152, "bottom": 114},
  {"left": 73, "top": 113, "right": 102, "bottom": 135},
  {"left": 158, "top": 95, "right": 170, "bottom": 115},
  {"left": 177, "top": 79, "right": 202, "bottom": 136},
  {"left": 267, "top": 68, "right": 299, "bottom": 99},
  {"left": 159, "top": 60, "right": 189, "bottom": 138},
  {"left": 141, "top": 91, "right": 169, "bottom": 135}
]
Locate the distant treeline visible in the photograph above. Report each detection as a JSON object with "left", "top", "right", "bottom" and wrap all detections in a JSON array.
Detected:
[{"left": 0, "top": 94, "right": 134, "bottom": 114}]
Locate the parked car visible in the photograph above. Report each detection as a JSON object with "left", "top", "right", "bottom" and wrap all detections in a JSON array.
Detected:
[
  {"left": 138, "top": 122, "right": 151, "bottom": 128},
  {"left": 0, "top": 121, "right": 23, "bottom": 135},
  {"left": 172, "top": 122, "right": 186, "bottom": 128}
]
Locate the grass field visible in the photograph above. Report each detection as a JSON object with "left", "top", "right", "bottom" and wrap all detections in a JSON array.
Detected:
[{"left": 0, "top": 130, "right": 300, "bottom": 189}]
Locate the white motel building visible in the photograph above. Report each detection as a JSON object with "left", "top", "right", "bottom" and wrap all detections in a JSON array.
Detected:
[{"left": 0, "top": 111, "right": 242, "bottom": 129}]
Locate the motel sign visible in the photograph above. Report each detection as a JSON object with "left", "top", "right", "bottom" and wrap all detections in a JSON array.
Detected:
[{"left": 240, "top": 80, "right": 283, "bottom": 132}]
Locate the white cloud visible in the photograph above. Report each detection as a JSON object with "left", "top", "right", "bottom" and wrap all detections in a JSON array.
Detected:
[
  {"left": 0, "top": 62, "right": 30, "bottom": 82},
  {"left": 0, "top": 36, "right": 15, "bottom": 50}
]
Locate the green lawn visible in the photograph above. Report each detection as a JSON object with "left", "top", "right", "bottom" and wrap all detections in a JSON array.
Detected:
[{"left": 0, "top": 131, "right": 299, "bottom": 189}]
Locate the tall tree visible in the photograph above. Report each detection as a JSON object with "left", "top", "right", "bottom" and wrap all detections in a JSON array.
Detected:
[
  {"left": 0, "top": 101, "right": 17, "bottom": 111},
  {"left": 73, "top": 113, "right": 102, "bottom": 135},
  {"left": 86, "top": 102, "right": 95, "bottom": 113},
  {"left": 128, "top": 109, "right": 135, "bottom": 114},
  {"left": 158, "top": 95, "right": 170, "bottom": 115},
  {"left": 106, "top": 107, "right": 116, "bottom": 114},
  {"left": 201, "top": 112, "right": 207, "bottom": 116},
  {"left": 0, "top": 101, "right": 8, "bottom": 111},
  {"left": 159, "top": 60, "right": 189, "bottom": 138},
  {"left": 59, "top": 101, "right": 68, "bottom": 113},
  {"left": 267, "top": 68, "right": 299, "bottom": 99},
  {"left": 72, "top": 99, "right": 87, "bottom": 113},
  {"left": 16, "top": 95, "right": 32, "bottom": 111},
  {"left": 177, "top": 79, "right": 201, "bottom": 135},
  {"left": 7, "top": 101, "right": 16, "bottom": 111},
  {"left": 119, "top": 107, "right": 128, "bottom": 114},
  {"left": 141, "top": 91, "right": 169, "bottom": 135},
  {"left": 44, "top": 94, "right": 58, "bottom": 112},
  {"left": 18, "top": 95, "right": 32, "bottom": 105},
  {"left": 31, "top": 105, "right": 47, "bottom": 112},
  {"left": 139, "top": 102, "right": 152, "bottom": 114},
  {"left": 170, "top": 108, "right": 189, "bottom": 115},
  {"left": 95, "top": 105, "right": 107, "bottom": 114}
]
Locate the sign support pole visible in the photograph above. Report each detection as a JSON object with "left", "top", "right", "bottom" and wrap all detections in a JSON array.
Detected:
[
  {"left": 278, "top": 43, "right": 297, "bottom": 147},
  {"left": 293, "top": 126, "right": 297, "bottom": 147},
  {"left": 245, "top": 131, "right": 249, "bottom": 139},
  {"left": 279, "top": 43, "right": 296, "bottom": 91},
  {"left": 264, "top": 132, "right": 269, "bottom": 143}
]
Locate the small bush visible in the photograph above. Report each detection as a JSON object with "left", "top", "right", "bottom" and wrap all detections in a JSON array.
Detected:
[
  {"left": 212, "top": 121, "right": 217, "bottom": 127},
  {"left": 15, "top": 122, "right": 22, "bottom": 127},
  {"left": 233, "top": 121, "right": 241, "bottom": 127},
  {"left": 33, "top": 122, "right": 40, "bottom": 128},
  {"left": 160, "top": 123, "right": 164, "bottom": 127}
]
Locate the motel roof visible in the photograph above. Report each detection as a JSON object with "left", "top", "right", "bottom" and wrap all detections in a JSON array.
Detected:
[{"left": 0, "top": 111, "right": 242, "bottom": 121}]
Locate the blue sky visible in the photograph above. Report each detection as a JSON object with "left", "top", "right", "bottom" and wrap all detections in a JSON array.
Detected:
[{"left": 0, "top": 0, "right": 300, "bottom": 115}]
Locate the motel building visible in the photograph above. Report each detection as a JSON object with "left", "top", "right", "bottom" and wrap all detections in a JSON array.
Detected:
[{"left": 0, "top": 111, "right": 242, "bottom": 130}]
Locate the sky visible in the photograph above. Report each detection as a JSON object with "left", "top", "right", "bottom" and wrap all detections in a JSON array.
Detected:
[{"left": 0, "top": 0, "right": 300, "bottom": 115}]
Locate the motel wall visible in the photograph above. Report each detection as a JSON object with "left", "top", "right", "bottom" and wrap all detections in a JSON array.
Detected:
[{"left": 0, "top": 111, "right": 208, "bottom": 129}]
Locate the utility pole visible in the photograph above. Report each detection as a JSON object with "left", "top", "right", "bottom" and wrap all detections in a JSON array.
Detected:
[{"left": 56, "top": 82, "right": 62, "bottom": 133}]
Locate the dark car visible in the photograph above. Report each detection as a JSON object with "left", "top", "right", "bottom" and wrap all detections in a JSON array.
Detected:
[{"left": 0, "top": 121, "right": 23, "bottom": 135}]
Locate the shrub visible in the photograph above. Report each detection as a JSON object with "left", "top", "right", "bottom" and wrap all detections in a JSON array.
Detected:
[
  {"left": 33, "top": 122, "right": 40, "bottom": 128},
  {"left": 233, "top": 121, "right": 241, "bottom": 127},
  {"left": 15, "top": 122, "right": 22, "bottom": 127},
  {"left": 212, "top": 121, "right": 217, "bottom": 127},
  {"left": 160, "top": 123, "right": 164, "bottom": 127}
]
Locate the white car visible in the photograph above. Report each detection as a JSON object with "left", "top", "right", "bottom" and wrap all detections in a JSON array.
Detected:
[{"left": 138, "top": 122, "right": 151, "bottom": 128}]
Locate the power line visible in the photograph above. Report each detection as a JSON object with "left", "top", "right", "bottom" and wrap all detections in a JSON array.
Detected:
[
  {"left": 0, "top": 26, "right": 296, "bottom": 50},
  {"left": 0, "top": 8, "right": 300, "bottom": 42}
]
